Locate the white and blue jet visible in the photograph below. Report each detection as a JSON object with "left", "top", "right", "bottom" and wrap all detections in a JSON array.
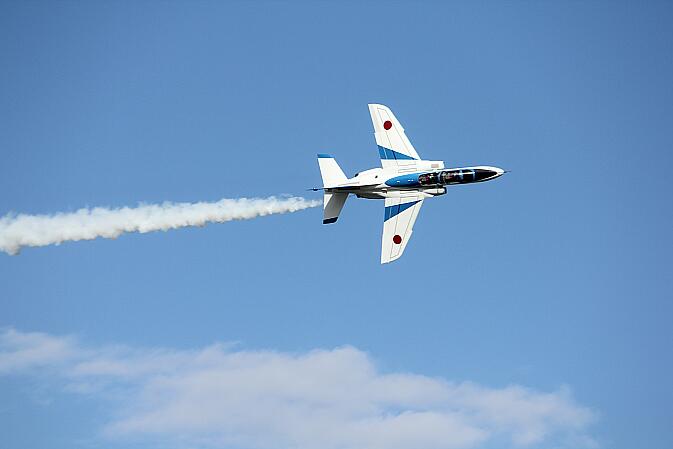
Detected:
[{"left": 315, "top": 104, "right": 505, "bottom": 264}]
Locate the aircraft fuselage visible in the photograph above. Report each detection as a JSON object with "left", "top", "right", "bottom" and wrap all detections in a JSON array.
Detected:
[
  {"left": 316, "top": 103, "right": 505, "bottom": 263},
  {"left": 325, "top": 165, "right": 504, "bottom": 200}
]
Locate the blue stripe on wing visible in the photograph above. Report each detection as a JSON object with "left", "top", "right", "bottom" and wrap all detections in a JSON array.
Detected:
[
  {"left": 384, "top": 200, "right": 420, "bottom": 222},
  {"left": 377, "top": 146, "right": 417, "bottom": 161}
]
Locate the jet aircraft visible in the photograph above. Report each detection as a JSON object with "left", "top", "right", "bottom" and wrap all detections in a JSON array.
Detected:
[{"left": 315, "top": 104, "right": 505, "bottom": 264}]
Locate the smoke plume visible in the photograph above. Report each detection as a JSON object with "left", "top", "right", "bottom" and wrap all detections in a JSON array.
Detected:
[{"left": 0, "top": 196, "right": 320, "bottom": 255}]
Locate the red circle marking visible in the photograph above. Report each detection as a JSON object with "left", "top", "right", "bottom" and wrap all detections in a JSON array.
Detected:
[
  {"left": 383, "top": 120, "right": 393, "bottom": 130},
  {"left": 393, "top": 235, "right": 402, "bottom": 244}
]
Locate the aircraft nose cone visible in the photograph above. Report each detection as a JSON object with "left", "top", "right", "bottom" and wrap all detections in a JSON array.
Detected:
[
  {"left": 474, "top": 167, "right": 504, "bottom": 182},
  {"left": 486, "top": 167, "right": 505, "bottom": 179}
]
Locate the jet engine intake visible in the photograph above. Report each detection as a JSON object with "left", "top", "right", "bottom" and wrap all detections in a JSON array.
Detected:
[{"left": 422, "top": 187, "right": 447, "bottom": 196}]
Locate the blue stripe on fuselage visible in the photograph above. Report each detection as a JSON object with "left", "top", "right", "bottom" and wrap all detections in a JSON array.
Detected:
[{"left": 385, "top": 173, "right": 421, "bottom": 187}]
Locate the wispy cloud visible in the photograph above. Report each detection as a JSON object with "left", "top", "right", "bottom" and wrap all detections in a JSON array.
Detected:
[
  {"left": 0, "top": 328, "right": 598, "bottom": 449},
  {"left": 0, "top": 196, "right": 320, "bottom": 255}
]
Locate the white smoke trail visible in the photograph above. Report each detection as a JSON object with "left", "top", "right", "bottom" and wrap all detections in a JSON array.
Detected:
[{"left": 0, "top": 196, "right": 321, "bottom": 255}]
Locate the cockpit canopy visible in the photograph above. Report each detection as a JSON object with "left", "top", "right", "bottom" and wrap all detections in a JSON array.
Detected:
[
  {"left": 419, "top": 168, "right": 499, "bottom": 186},
  {"left": 418, "top": 173, "right": 439, "bottom": 185}
]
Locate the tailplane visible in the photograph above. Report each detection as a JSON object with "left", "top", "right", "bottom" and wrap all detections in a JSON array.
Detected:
[
  {"left": 317, "top": 154, "right": 348, "bottom": 224},
  {"left": 322, "top": 192, "right": 348, "bottom": 224},
  {"left": 317, "top": 154, "right": 348, "bottom": 187}
]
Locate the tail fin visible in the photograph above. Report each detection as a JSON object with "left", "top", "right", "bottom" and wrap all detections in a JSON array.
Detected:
[
  {"left": 323, "top": 192, "right": 348, "bottom": 224},
  {"left": 317, "top": 154, "right": 348, "bottom": 188}
]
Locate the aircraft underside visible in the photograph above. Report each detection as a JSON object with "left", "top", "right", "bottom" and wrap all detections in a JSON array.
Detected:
[
  {"left": 343, "top": 187, "right": 446, "bottom": 200},
  {"left": 316, "top": 104, "right": 504, "bottom": 263}
]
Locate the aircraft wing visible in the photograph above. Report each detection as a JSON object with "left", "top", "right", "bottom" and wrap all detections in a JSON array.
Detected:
[
  {"left": 381, "top": 195, "right": 424, "bottom": 264},
  {"left": 368, "top": 104, "right": 421, "bottom": 171}
]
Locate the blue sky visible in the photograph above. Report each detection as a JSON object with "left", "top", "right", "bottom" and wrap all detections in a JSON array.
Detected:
[{"left": 1, "top": 1, "right": 672, "bottom": 449}]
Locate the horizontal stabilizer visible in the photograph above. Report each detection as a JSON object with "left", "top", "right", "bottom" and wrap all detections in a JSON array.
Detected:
[
  {"left": 317, "top": 154, "right": 348, "bottom": 188},
  {"left": 323, "top": 192, "right": 348, "bottom": 224}
]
